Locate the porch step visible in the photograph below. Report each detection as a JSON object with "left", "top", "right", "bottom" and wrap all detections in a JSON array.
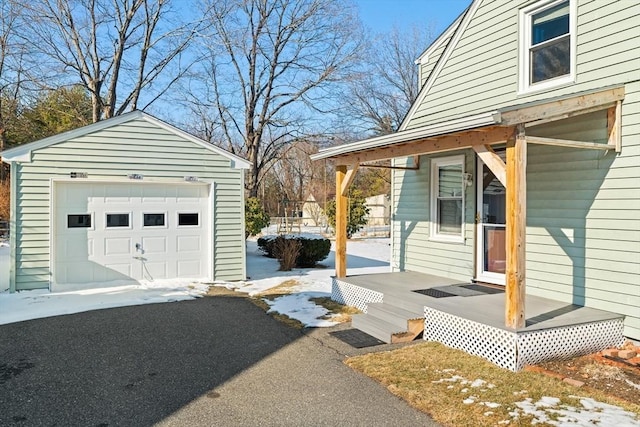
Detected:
[
  {"left": 351, "top": 314, "right": 405, "bottom": 344},
  {"left": 351, "top": 301, "right": 425, "bottom": 344},
  {"left": 366, "top": 303, "right": 423, "bottom": 330}
]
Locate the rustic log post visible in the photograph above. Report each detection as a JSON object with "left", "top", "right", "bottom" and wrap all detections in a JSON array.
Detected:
[
  {"left": 505, "top": 124, "right": 527, "bottom": 329},
  {"left": 335, "top": 165, "right": 347, "bottom": 278}
]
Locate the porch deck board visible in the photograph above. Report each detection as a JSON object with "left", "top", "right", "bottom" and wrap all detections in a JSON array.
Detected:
[{"left": 341, "top": 272, "right": 623, "bottom": 332}]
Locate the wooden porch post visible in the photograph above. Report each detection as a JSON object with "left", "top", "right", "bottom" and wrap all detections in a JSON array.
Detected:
[
  {"left": 505, "top": 124, "right": 527, "bottom": 329},
  {"left": 335, "top": 165, "right": 347, "bottom": 278}
]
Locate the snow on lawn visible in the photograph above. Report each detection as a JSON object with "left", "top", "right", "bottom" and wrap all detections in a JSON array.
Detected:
[
  {"left": 432, "top": 370, "right": 640, "bottom": 426},
  {"left": 0, "top": 233, "right": 390, "bottom": 327},
  {"left": 215, "top": 237, "right": 391, "bottom": 327}
]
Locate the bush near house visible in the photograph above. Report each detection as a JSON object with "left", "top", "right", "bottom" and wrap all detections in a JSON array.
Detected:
[
  {"left": 245, "top": 197, "right": 270, "bottom": 238},
  {"left": 258, "top": 234, "right": 331, "bottom": 268}
]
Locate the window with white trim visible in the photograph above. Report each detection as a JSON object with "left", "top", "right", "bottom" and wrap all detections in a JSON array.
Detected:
[
  {"left": 519, "top": 0, "right": 575, "bottom": 93},
  {"left": 430, "top": 155, "right": 465, "bottom": 242}
]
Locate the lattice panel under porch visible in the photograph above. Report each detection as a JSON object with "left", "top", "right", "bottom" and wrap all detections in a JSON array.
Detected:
[
  {"left": 424, "top": 307, "right": 625, "bottom": 371},
  {"left": 423, "top": 307, "right": 519, "bottom": 371},
  {"left": 332, "top": 278, "right": 383, "bottom": 313},
  {"left": 517, "top": 319, "right": 625, "bottom": 368}
]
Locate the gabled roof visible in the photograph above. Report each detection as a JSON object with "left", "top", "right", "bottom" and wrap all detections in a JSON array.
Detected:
[
  {"left": 1, "top": 110, "right": 250, "bottom": 169},
  {"left": 415, "top": 5, "right": 468, "bottom": 65},
  {"left": 400, "top": 0, "right": 481, "bottom": 131}
]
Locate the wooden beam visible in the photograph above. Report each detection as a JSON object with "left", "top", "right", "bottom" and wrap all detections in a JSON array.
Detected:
[
  {"left": 340, "top": 164, "right": 359, "bottom": 197},
  {"left": 525, "top": 136, "right": 615, "bottom": 150},
  {"left": 472, "top": 144, "right": 506, "bottom": 187},
  {"left": 607, "top": 101, "right": 622, "bottom": 153},
  {"left": 499, "top": 86, "right": 625, "bottom": 126},
  {"left": 335, "top": 165, "right": 347, "bottom": 278},
  {"left": 505, "top": 124, "right": 527, "bottom": 330},
  {"left": 360, "top": 164, "right": 419, "bottom": 170},
  {"left": 335, "top": 126, "right": 514, "bottom": 165}
]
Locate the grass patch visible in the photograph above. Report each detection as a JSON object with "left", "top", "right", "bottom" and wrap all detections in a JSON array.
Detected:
[
  {"left": 249, "top": 296, "right": 305, "bottom": 330},
  {"left": 346, "top": 341, "right": 640, "bottom": 427},
  {"left": 256, "top": 279, "right": 300, "bottom": 296},
  {"left": 310, "top": 297, "right": 361, "bottom": 323}
]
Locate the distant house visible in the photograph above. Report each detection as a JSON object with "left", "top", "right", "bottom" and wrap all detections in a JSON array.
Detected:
[
  {"left": 312, "top": 0, "right": 639, "bottom": 370},
  {"left": 1, "top": 111, "right": 249, "bottom": 292},
  {"left": 365, "top": 194, "right": 390, "bottom": 226},
  {"left": 301, "top": 194, "right": 326, "bottom": 226}
]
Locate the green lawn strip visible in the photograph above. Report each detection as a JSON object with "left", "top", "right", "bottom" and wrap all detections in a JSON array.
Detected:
[{"left": 346, "top": 341, "right": 640, "bottom": 427}]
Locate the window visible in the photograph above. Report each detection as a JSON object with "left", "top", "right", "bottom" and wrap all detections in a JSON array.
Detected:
[
  {"left": 106, "top": 213, "right": 130, "bottom": 228},
  {"left": 143, "top": 213, "right": 165, "bottom": 227},
  {"left": 67, "top": 214, "right": 92, "bottom": 228},
  {"left": 430, "top": 156, "right": 465, "bottom": 242},
  {"left": 178, "top": 213, "right": 199, "bottom": 227},
  {"left": 519, "top": 0, "right": 575, "bottom": 93}
]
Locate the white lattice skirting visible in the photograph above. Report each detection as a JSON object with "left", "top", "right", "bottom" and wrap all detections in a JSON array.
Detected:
[
  {"left": 423, "top": 307, "right": 625, "bottom": 371},
  {"left": 332, "top": 278, "right": 383, "bottom": 313}
]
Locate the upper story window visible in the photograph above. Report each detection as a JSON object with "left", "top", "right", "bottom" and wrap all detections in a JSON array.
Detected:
[{"left": 519, "top": 0, "right": 576, "bottom": 93}]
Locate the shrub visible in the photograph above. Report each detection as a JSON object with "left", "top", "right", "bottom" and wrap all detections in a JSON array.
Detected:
[
  {"left": 272, "top": 236, "right": 302, "bottom": 271},
  {"left": 245, "top": 197, "right": 270, "bottom": 238},
  {"left": 257, "top": 234, "right": 331, "bottom": 268}
]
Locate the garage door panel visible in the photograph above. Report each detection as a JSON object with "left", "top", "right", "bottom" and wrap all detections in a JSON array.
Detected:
[
  {"left": 53, "top": 181, "right": 210, "bottom": 287},
  {"left": 104, "top": 238, "right": 131, "bottom": 256},
  {"left": 141, "top": 236, "right": 166, "bottom": 254},
  {"left": 176, "top": 235, "right": 201, "bottom": 252},
  {"left": 145, "top": 261, "right": 167, "bottom": 279},
  {"left": 177, "top": 260, "right": 201, "bottom": 277}
]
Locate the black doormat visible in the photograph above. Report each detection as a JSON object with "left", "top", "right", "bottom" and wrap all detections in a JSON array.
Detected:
[
  {"left": 413, "top": 288, "right": 456, "bottom": 298},
  {"left": 413, "top": 283, "right": 505, "bottom": 298},
  {"left": 329, "top": 329, "right": 385, "bottom": 348}
]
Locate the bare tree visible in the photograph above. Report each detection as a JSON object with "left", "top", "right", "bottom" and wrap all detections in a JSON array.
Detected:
[
  {"left": 348, "top": 24, "right": 436, "bottom": 135},
  {"left": 22, "top": 0, "right": 199, "bottom": 122},
  {"left": 189, "top": 0, "right": 363, "bottom": 197},
  {"left": 0, "top": 0, "right": 26, "bottom": 154}
]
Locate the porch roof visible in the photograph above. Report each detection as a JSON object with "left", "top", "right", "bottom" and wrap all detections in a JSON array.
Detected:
[{"left": 311, "top": 85, "right": 624, "bottom": 165}]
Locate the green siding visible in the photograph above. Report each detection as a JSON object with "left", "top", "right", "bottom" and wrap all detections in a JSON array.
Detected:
[
  {"left": 391, "top": 151, "right": 475, "bottom": 281},
  {"left": 13, "top": 117, "right": 246, "bottom": 290},
  {"left": 394, "top": 0, "right": 640, "bottom": 338},
  {"left": 406, "top": 0, "right": 640, "bottom": 129}
]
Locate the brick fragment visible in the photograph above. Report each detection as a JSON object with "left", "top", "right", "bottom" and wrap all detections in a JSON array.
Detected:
[
  {"left": 618, "top": 349, "right": 637, "bottom": 359},
  {"left": 563, "top": 378, "right": 584, "bottom": 387},
  {"left": 601, "top": 349, "right": 618, "bottom": 358}
]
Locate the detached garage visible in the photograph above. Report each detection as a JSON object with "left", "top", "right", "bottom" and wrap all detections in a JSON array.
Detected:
[{"left": 1, "top": 111, "right": 250, "bottom": 291}]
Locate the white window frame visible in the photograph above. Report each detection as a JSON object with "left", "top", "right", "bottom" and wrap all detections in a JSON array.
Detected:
[
  {"left": 430, "top": 155, "right": 465, "bottom": 243},
  {"left": 177, "top": 211, "right": 201, "bottom": 228},
  {"left": 518, "top": 0, "right": 576, "bottom": 94}
]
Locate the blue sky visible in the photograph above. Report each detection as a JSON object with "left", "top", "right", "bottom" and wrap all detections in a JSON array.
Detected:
[{"left": 354, "top": 0, "right": 471, "bottom": 34}]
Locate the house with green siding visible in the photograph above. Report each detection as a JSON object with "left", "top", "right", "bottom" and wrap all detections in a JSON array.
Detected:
[
  {"left": 1, "top": 111, "right": 249, "bottom": 292},
  {"left": 312, "top": 0, "right": 639, "bottom": 370}
]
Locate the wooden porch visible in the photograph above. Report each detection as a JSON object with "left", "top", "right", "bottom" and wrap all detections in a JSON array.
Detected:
[{"left": 334, "top": 272, "right": 625, "bottom": 371}]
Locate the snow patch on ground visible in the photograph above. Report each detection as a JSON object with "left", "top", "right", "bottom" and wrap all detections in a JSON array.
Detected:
[{"left": 432, "top": 369, "right": 640, "bottom": 426}]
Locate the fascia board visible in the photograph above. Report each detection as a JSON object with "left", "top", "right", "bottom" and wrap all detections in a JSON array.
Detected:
[
  {"left": 311, "top": 111, "right": 498, "bottom": 161},
  {"left": 0, "top": 111, "right": 143, "bottom": 162},
  {"left": 140, "top": 114, "right": 251, "bottom": 170}
]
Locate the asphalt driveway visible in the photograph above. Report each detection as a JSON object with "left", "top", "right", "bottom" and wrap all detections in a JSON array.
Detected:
[{"left": 0, "top": 294, "right": 439, "bottom": 426}]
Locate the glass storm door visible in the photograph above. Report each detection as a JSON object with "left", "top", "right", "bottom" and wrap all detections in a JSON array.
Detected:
[{"left": 476, "top": 157, "right": 506, "bottom": 285}]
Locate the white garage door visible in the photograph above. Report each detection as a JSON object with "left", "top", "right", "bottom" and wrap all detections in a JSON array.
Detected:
[{"left": 53, "top": 181, "right": 211, "bottom": 286}]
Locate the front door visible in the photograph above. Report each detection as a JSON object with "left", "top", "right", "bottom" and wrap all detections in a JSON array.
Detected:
[{"left": 475, "top": 156, "right": 506, "bottom": 285}]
